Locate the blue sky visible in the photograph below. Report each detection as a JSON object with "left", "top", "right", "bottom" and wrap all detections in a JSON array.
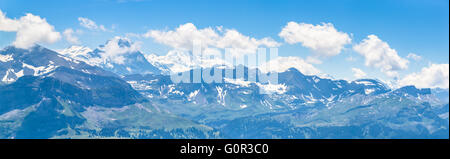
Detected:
[{"left": 0, "top": 0, "right": 448, "bottom": 87}]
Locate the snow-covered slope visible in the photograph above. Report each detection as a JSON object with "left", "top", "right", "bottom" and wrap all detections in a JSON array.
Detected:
[
  {"left": 145, "top": 50, "right": 231, "bottom": 74},
  {"left": 59, "top": 37, "right": 161, "bottom": 76},
  {"left": 0, "top": 45, "right": 116, "bottom": 84}
]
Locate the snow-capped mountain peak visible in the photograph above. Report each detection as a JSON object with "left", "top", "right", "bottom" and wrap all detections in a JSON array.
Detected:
[
  {"left": 59, "top": 46, "right": 93, "bottom": 58},
  {"left": 144, "top": 50, "right": 231, "bottom": 74},
  {"left": 0, "top": 45, "right": 116, "bottom": 84},
  {"left": 59, "top": 37, "right": 161, "bottom": 76}
]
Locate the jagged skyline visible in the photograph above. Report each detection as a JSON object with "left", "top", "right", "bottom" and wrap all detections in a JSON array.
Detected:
[
  {"left": 1, "top": 0, "right": 448, "bottom": 88},
  {"left": 0, "top": 1, "right": 449, "bottom": 139}
]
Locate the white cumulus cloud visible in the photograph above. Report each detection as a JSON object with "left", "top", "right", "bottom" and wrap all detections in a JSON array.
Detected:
[
  {"left": 406, "top": 53, "right": 422, "bottom": 61},
  {"left": 0, "top": 10, "right": 61, "bottom": 49},
  {"left": 353, "top": 35, "right": 409, "bottom": 78},
  {"left": 279, "top": 22, "right": 351, "bottom": 57},
  {"left": 0, "top": 10, "right": 19, "bottom": 31},
  {"left": 63, "top": 28, "right": 80, "bottom": 44},
  {"left": 78, "top": 17, "right": 107, "bottom": 31},
  {"left": 351, "top": 68, "right": 367, "bottom": 79},
  {"left": 99, "top": 36, "right": 141, "bottom": 64},
  {"left": 143, "top": 23, "right": 280, "bottom": 57},
  {"left": 398, "top": 64, "right": 449, "bottom": 89}
]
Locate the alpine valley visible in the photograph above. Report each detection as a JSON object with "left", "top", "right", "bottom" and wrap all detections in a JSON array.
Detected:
[{"left": 0, "top": 38, "right": 448, "bottom": 139}]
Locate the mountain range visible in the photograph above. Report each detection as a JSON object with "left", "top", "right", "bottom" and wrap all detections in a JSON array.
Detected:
[
  {"left": 59, "top": 37, "right": 161, "bottom": 76},
  {"left": 0, "top": 41, "right": 448, "bottom": 139}
]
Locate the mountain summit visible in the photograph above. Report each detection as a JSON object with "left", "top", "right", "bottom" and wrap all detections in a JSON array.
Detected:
[
  {"left": 59, "top": 37, "right": 161, "bottom": 76},
  {"left": 0, "top": 45, "right": 116, "bottom": 84},
  {"left": 0, "top": 45, "right": 219, "bottom": 139}
]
